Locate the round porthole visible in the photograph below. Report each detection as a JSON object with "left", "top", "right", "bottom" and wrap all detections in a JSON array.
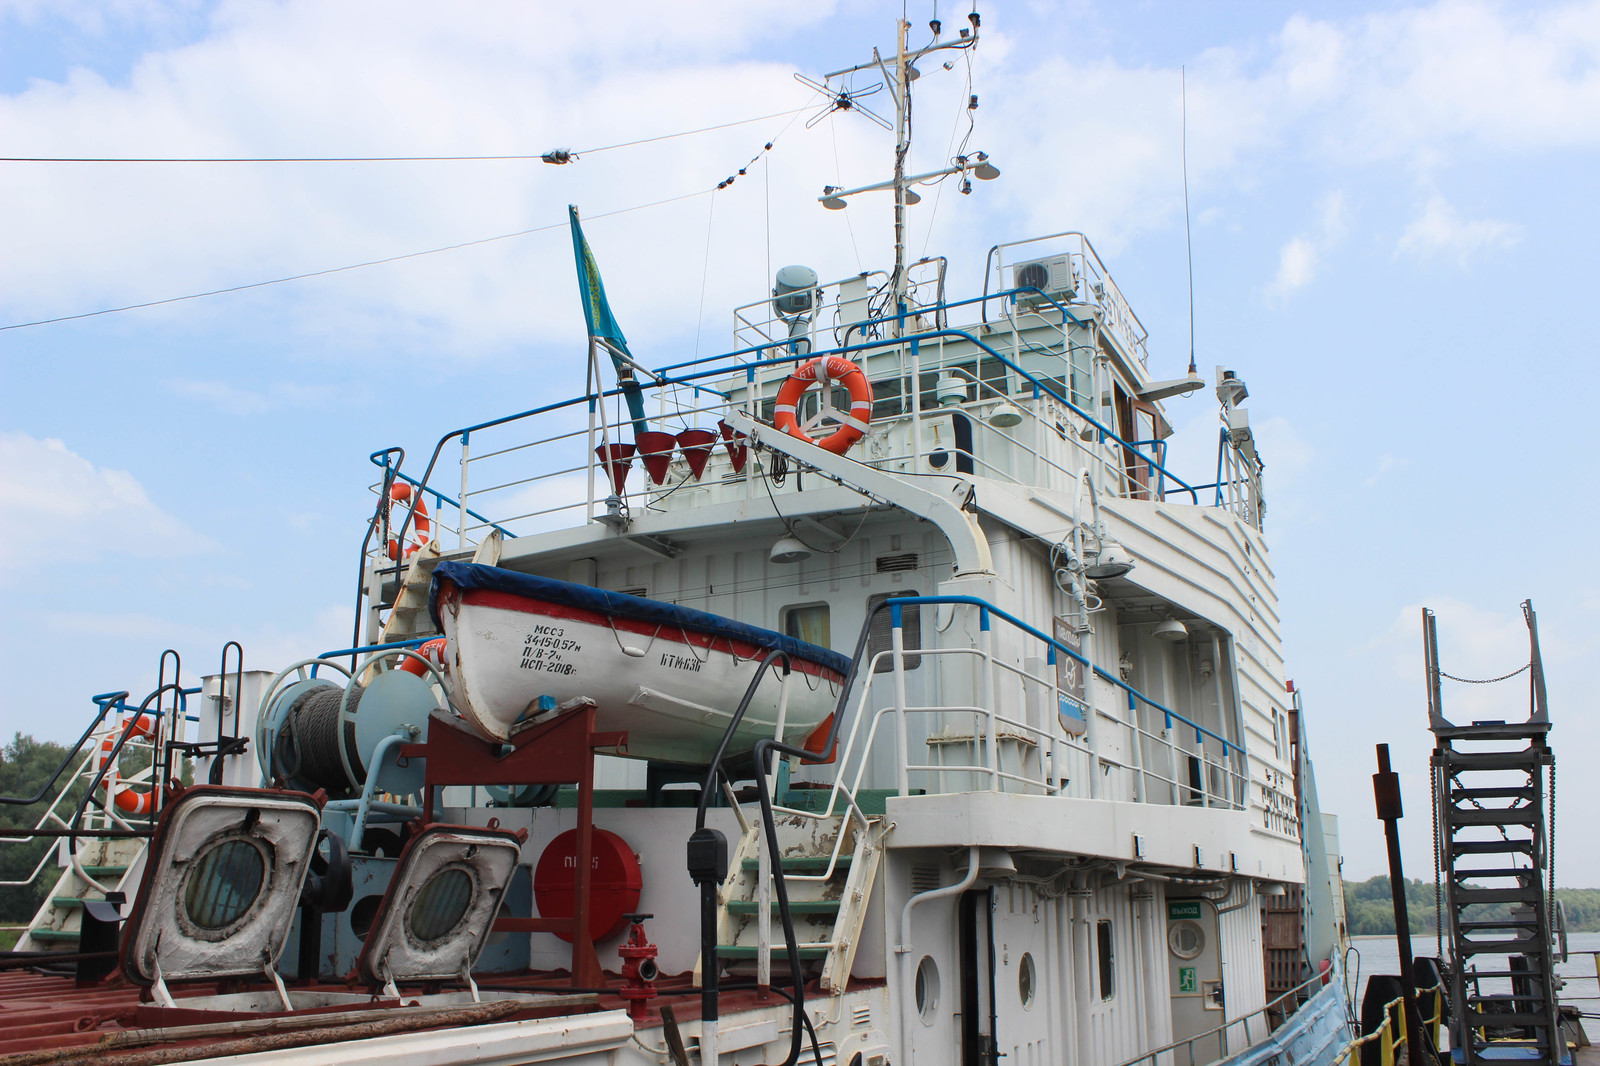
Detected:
[
  {"left": 349, "top": 894, "right": 383, "bottom": 940},
  {"left": 1018, "top": 952, "right": 1036, "bottom": 1009},
  {"left": 409, "top": 866, "right": 474, "bottom": 943},
  {"left": 183, "top": 837, "right": 267, "bottom": 932},
  {"left": 1168, "top": 920, "right": 1205, "bottom": 960},
  {"left": 914, "top": 955, "right": 940, "bottom": 1023}
]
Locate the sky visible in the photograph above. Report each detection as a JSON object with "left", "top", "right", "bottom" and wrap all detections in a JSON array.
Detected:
[{"left": 1, "top": 0, "right": 1596, "bottom": 887}]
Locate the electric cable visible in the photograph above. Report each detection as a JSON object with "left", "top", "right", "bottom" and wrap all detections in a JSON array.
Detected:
[
  {"left": 0, "top": 106, "right": 812, "bottom": 164},
  {"left": 0, "top": 187, "right": 710, "bottom": 332}
]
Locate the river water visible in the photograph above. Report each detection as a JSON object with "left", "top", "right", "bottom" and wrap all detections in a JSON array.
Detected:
[{"left": 1348, "top": 932, "right": 1600, "bottom": 1041}]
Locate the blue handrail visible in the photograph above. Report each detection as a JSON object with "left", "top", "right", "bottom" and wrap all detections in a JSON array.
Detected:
[
  {"left": 371, "top": 461, "right": 519, "bottom": 540},
  {"left": 884, "top": 594, "right": 1236, "bottom": 756}
]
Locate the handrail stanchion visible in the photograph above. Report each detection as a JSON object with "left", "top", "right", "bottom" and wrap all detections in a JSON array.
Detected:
[
  {"left": 890, "top": 604, "right": 911, "bottom": 798},
  {"left": 981, "top": 608, "right": 999, "bottom": 790},
  {"left": 459, "top": 431, "right": 471, "bottom": 549}
]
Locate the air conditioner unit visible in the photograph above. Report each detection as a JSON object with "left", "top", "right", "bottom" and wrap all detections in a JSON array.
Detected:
[{"left": 1012, "top": 255, "right": 1077, "bottom": 307}]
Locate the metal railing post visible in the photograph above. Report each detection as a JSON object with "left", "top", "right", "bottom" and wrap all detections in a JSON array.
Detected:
[
  {"left": 981, "top": 610, "right": 999, "bottom": 790},
  {"left": 459, "top": 432, "right": 470, "bottom": 549},
  {"left": 891, "top": 606, "right": 911, "bottom": 797}
]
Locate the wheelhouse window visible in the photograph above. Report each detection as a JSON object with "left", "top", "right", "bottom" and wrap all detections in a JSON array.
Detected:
[
  {"left": 783, "top": 603, "right": 831, "bottom": 648},
  {"left": 867, "top": 591, "right": 921, "bottom": 672}
]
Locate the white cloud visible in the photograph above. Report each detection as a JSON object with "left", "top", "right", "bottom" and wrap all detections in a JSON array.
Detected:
[
  {"left": 0, "top": 431, "right": 213, "bottom": 566},
  {"left": 1269, "top": 237, "right": 1319, "bottom": 299},
  {"left": 1267, "top": 191, "right": 1345, "bottom": 301},
  {"left": 1396, "top": 193, "right": 1520, "bottom": 262},
  {"left": 165, "top": 378, "right": 340, "bottom": 415}
]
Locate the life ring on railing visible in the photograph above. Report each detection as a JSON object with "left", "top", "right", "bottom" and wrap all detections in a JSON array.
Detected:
[
  {"left": 386, "top": 482, "right": 432, "bottom": 560},
  {"left": 772, "top": 356, "right": 873, "bottom": 455},
  {"left": 96, "top": 718, "right": 158, "bottom": 815}
]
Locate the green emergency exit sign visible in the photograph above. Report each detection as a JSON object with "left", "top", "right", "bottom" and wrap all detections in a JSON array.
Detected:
[
  {"left": 1179, "top": 967, "right": 1197, "bottom": 992},
  {"left": 1168, "top": 900, "right": 1202, "bottom": 921}
]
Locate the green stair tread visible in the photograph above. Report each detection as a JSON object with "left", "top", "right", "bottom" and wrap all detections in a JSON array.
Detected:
[
  {"left": 50, "top": 897, "right": 92, "bottom": 908},
  {"left": 82, "top": 865, "right": 128, "bottom": 876},
  {"left": 28, "top": 929, "right": 80, "bottom": 941},
  {"left": 726, "top": 900, "right": 841, "bottom": 915},
  {"left": 741, "top": 855, "right": 851, "bottom": 872},
  {"left": 716, "top": 944, "right": 830, "bottom": 959}
]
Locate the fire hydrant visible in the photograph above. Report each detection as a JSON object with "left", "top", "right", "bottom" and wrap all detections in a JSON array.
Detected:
[{"left": 617, "top": 912, "right": 659, "bottom": 1023}]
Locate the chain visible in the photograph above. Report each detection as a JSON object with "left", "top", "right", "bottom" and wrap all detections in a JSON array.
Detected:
[
  {"left": 1432, "top": 755, "right": 1443, "bottom": 960},
  {"left": 1548, "top": 754, "right": 1557, "bottom": 936},
  {"left": 1439, "top": 662, "right": 1529, "bottom": 684}
]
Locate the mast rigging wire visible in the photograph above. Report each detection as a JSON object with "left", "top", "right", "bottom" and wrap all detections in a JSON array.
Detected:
[
  {"left": 1182, "top": 67, "right": 1197, "bottom": 377},
  {"left": 0, "top": 107, "right": 812, "bottom": 164}
]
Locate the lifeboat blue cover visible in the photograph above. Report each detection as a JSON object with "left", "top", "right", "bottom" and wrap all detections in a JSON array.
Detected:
[{"left": 428, "top": 561, "right": 852, "bottom": 676}]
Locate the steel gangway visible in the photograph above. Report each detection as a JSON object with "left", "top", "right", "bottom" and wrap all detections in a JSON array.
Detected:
[{"left": 1426, "top": 600, "right": 1567, "bottom": 1066}]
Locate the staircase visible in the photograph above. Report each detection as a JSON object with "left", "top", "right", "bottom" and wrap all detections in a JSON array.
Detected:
[
  {"left": 16, "top": 836, "right": 145, "bottom": 952},
  {"left": 706, "top": 807, "right": 885, "bottom": 994},
  {"left": 378, "top": 539, "right": 447, "bottom": 643},
  {"left": 1426, "top": 601, "right": 1564, "bottom": 1066}
]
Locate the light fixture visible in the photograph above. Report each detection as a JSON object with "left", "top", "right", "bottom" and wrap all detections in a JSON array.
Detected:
[
  {"left": 959, "top": 178, "right": 973, "bottom": 195},
  {"left": 988, "top": 402, "right": 1024, "bottom": 428},
  {"left": 935, "top": 371, "right": 968, "bottom": 407},
  {"left": 1153, "top": 617, "right": 1189, "bottom": 642},
  {"left": 904, "top": 188, "right": 922, "bottom": 205},
  {"left": 769, "top": 536, "right": 812, "bottom": 564},
  {"left": 821, "top": 187, "right": 847, "bottom": 211},
  {"left": 972, "top": 152, "right": 1000, "bottom": 180},
  {"left": 1083, "top": 537, "right": 1134, "bottom": 579}
]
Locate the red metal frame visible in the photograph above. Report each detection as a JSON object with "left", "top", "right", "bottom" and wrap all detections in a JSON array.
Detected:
[{"left": 400, "top": 707, "right": 626, "bottom": 987}]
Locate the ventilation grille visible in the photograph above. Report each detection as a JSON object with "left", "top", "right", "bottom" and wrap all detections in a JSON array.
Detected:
[
  {"left": 910, "top": 864, "right": 942, "bottom": 893},
  {"left": 875, "top": 552, "right": 920, "bottom": 573},
  {"left": 614, "top": 587, "right": 648, "bottom": 598},
  {"left": 810, "top": 1043, "right": 839, "bottom": 1066},
  {"left": 851, "top": 1004, "right": 872, "bottom": 1029}
]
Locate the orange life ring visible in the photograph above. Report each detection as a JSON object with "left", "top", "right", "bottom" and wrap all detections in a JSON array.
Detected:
[
  {"left": 97, "top": 718, "right": 157, "bottom": 815},
  {"left": 397, "top": 637, "right": 448, "bottom": 677},
  {"left": 386, "top": 482, "right": 432, "bottom": 560},
  {"left": 772, "top": 356, "right": 872, "bottom": 455}
]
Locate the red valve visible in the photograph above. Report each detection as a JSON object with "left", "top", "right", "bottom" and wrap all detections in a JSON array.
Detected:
[{"left": 616, "top": 913, "right": 659, "bottom": 1023}]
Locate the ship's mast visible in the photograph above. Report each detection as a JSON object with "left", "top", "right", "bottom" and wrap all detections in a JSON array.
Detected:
[{"left": 813, "top": 13, "right": 992, "bottom": 337}]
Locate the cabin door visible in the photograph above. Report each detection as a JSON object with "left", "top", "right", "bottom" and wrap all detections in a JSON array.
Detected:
[
  {"left": 1167, "top": 897, "right": 1224, "bottom": 1062},
  {"left": 989, "top": 885, "right": 1053, "bottom": 1066},
  {"left": 1113, "top": 386, "right": 1167, "bottom": 501},
  {"left": 957, "top": 890, "right": 994, "bottom": 1066}
]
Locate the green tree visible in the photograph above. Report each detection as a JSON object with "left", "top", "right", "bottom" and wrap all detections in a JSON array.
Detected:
[{"left": 0, "top": 733, "right": 87, "bottom": 923}]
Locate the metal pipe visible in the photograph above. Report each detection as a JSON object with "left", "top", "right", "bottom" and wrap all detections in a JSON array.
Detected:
[{"left": 898, "top": 846, "right": 980, "bottom": 1066}]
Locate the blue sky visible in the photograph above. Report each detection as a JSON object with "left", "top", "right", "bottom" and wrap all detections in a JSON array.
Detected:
[{"left": 2, "top": 0, "right": 1595, "bottom": 885}]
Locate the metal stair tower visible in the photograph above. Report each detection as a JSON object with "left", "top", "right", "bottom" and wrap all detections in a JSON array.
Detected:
[{"left": 1426, "top": 600, "right": 1564, "bottom": 1066}]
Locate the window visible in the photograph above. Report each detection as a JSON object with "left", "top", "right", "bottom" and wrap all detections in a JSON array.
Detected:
[
  {"left": 1018, "top": 952, "right": 1036, "bottom": 1009},
  {"left": 914, "top": 955, "right": 940, "bottom": 1023},
  {"left": 867, "top": 591, "right": 921, "bottom": 672},
  {"left": 1097, "top": 920, "right": 1115, "bottom": 1000},
  {"left": 783, "top": 603, "right": 831, "bottom": 648}
]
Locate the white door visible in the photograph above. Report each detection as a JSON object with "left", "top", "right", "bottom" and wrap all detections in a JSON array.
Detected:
[{"left": 1167, "top": 898, "right": 1224, "bottom": 1062}]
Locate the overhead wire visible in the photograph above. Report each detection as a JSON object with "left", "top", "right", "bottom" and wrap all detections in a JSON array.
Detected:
[
  {"left": 0, "top": 188, "right": 713, "bottom": 332},
  {"left": 1, "top": 101, "right": 810, "bottom": 332},
  {"left": 0, "top": 106, "right": 813, "bottom": 164}
]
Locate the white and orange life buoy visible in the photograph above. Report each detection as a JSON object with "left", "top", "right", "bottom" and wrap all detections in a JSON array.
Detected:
[
  {"left": 386, "top": 482, "right": 432, "bottom": 561},
  {"left": 97, "top": 716, "right": 158, "bottom": 815},
  {"left": 773, "top": 356, "right": 873, "bottom": 455},
  {"left": 397, "top": 637, "right": 448, "bottom": 678}
]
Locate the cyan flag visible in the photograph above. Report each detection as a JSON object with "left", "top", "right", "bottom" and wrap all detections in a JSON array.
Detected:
[{"left": 569, "top": 206, "right": 648, "bottom": 437}]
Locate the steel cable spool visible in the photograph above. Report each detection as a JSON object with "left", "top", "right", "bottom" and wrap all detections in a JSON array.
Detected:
[{"left": 286, "top": 683, "right": 367, "bottom": 795}]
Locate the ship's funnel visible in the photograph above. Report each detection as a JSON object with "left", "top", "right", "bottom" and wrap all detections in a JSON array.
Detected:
[
  {"left": 635, "top": 430, "right": 678, "bottom": 485},
  {"left": 676, "top": 428, "right": 718, "bottom": 480},
  {"left": 595, "top": 442, "right": 636, "bottom": 495}
]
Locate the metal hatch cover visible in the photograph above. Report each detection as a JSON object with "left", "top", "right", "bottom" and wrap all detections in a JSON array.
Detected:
[
  {"left": 121, "top": 785, "right": 323, "bottom": 990},
  {"left": 356, "top": 823, "right": 523, "bottom": 994}
]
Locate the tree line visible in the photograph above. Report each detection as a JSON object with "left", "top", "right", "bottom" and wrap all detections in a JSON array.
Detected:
[{"left": 1344, "top": 875, "right": 1600, "bottom": 935}]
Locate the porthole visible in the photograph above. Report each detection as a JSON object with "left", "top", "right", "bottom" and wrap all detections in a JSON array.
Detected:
[
  {"left": 914, "top": 955, "right": 940, "bottom": 1024},
  {"left": 349, "top": 894, "right": 382, "bottom": 940},
  {"left": 409, "top": 866, "right": 474, "bottom": 943},
  {"left": 183, "top": 837, "right": 266, "bottom": 931},
  {"left": 1018, "top": 952, "right": 1036, "bottom": 1009},
  {"left": 1168, "top": 920, "right": 1205, "bottom": 960}
]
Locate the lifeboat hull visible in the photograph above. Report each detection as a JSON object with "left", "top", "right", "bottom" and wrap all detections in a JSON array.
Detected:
[{"left": 428, "top": 563, "right": 848, "bottom": 765}]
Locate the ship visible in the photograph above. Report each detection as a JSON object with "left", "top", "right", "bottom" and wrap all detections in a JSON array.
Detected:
[{"left": 0, "top": 13, "right": 1369, "bottom": 1066}]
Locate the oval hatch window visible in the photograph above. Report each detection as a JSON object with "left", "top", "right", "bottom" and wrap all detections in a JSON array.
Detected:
[
  {"left": 410, "top": 867, "right": 475, "bottom": 942},
  {"left": 184, "top": 838, "right": 266, "bottom": 930},
  {"left": 1019, "top": 951, "right": 1036, "bottom": 1008},
  {"left": 915, "top": 955, "right": 941, "bottom": 1024}
]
